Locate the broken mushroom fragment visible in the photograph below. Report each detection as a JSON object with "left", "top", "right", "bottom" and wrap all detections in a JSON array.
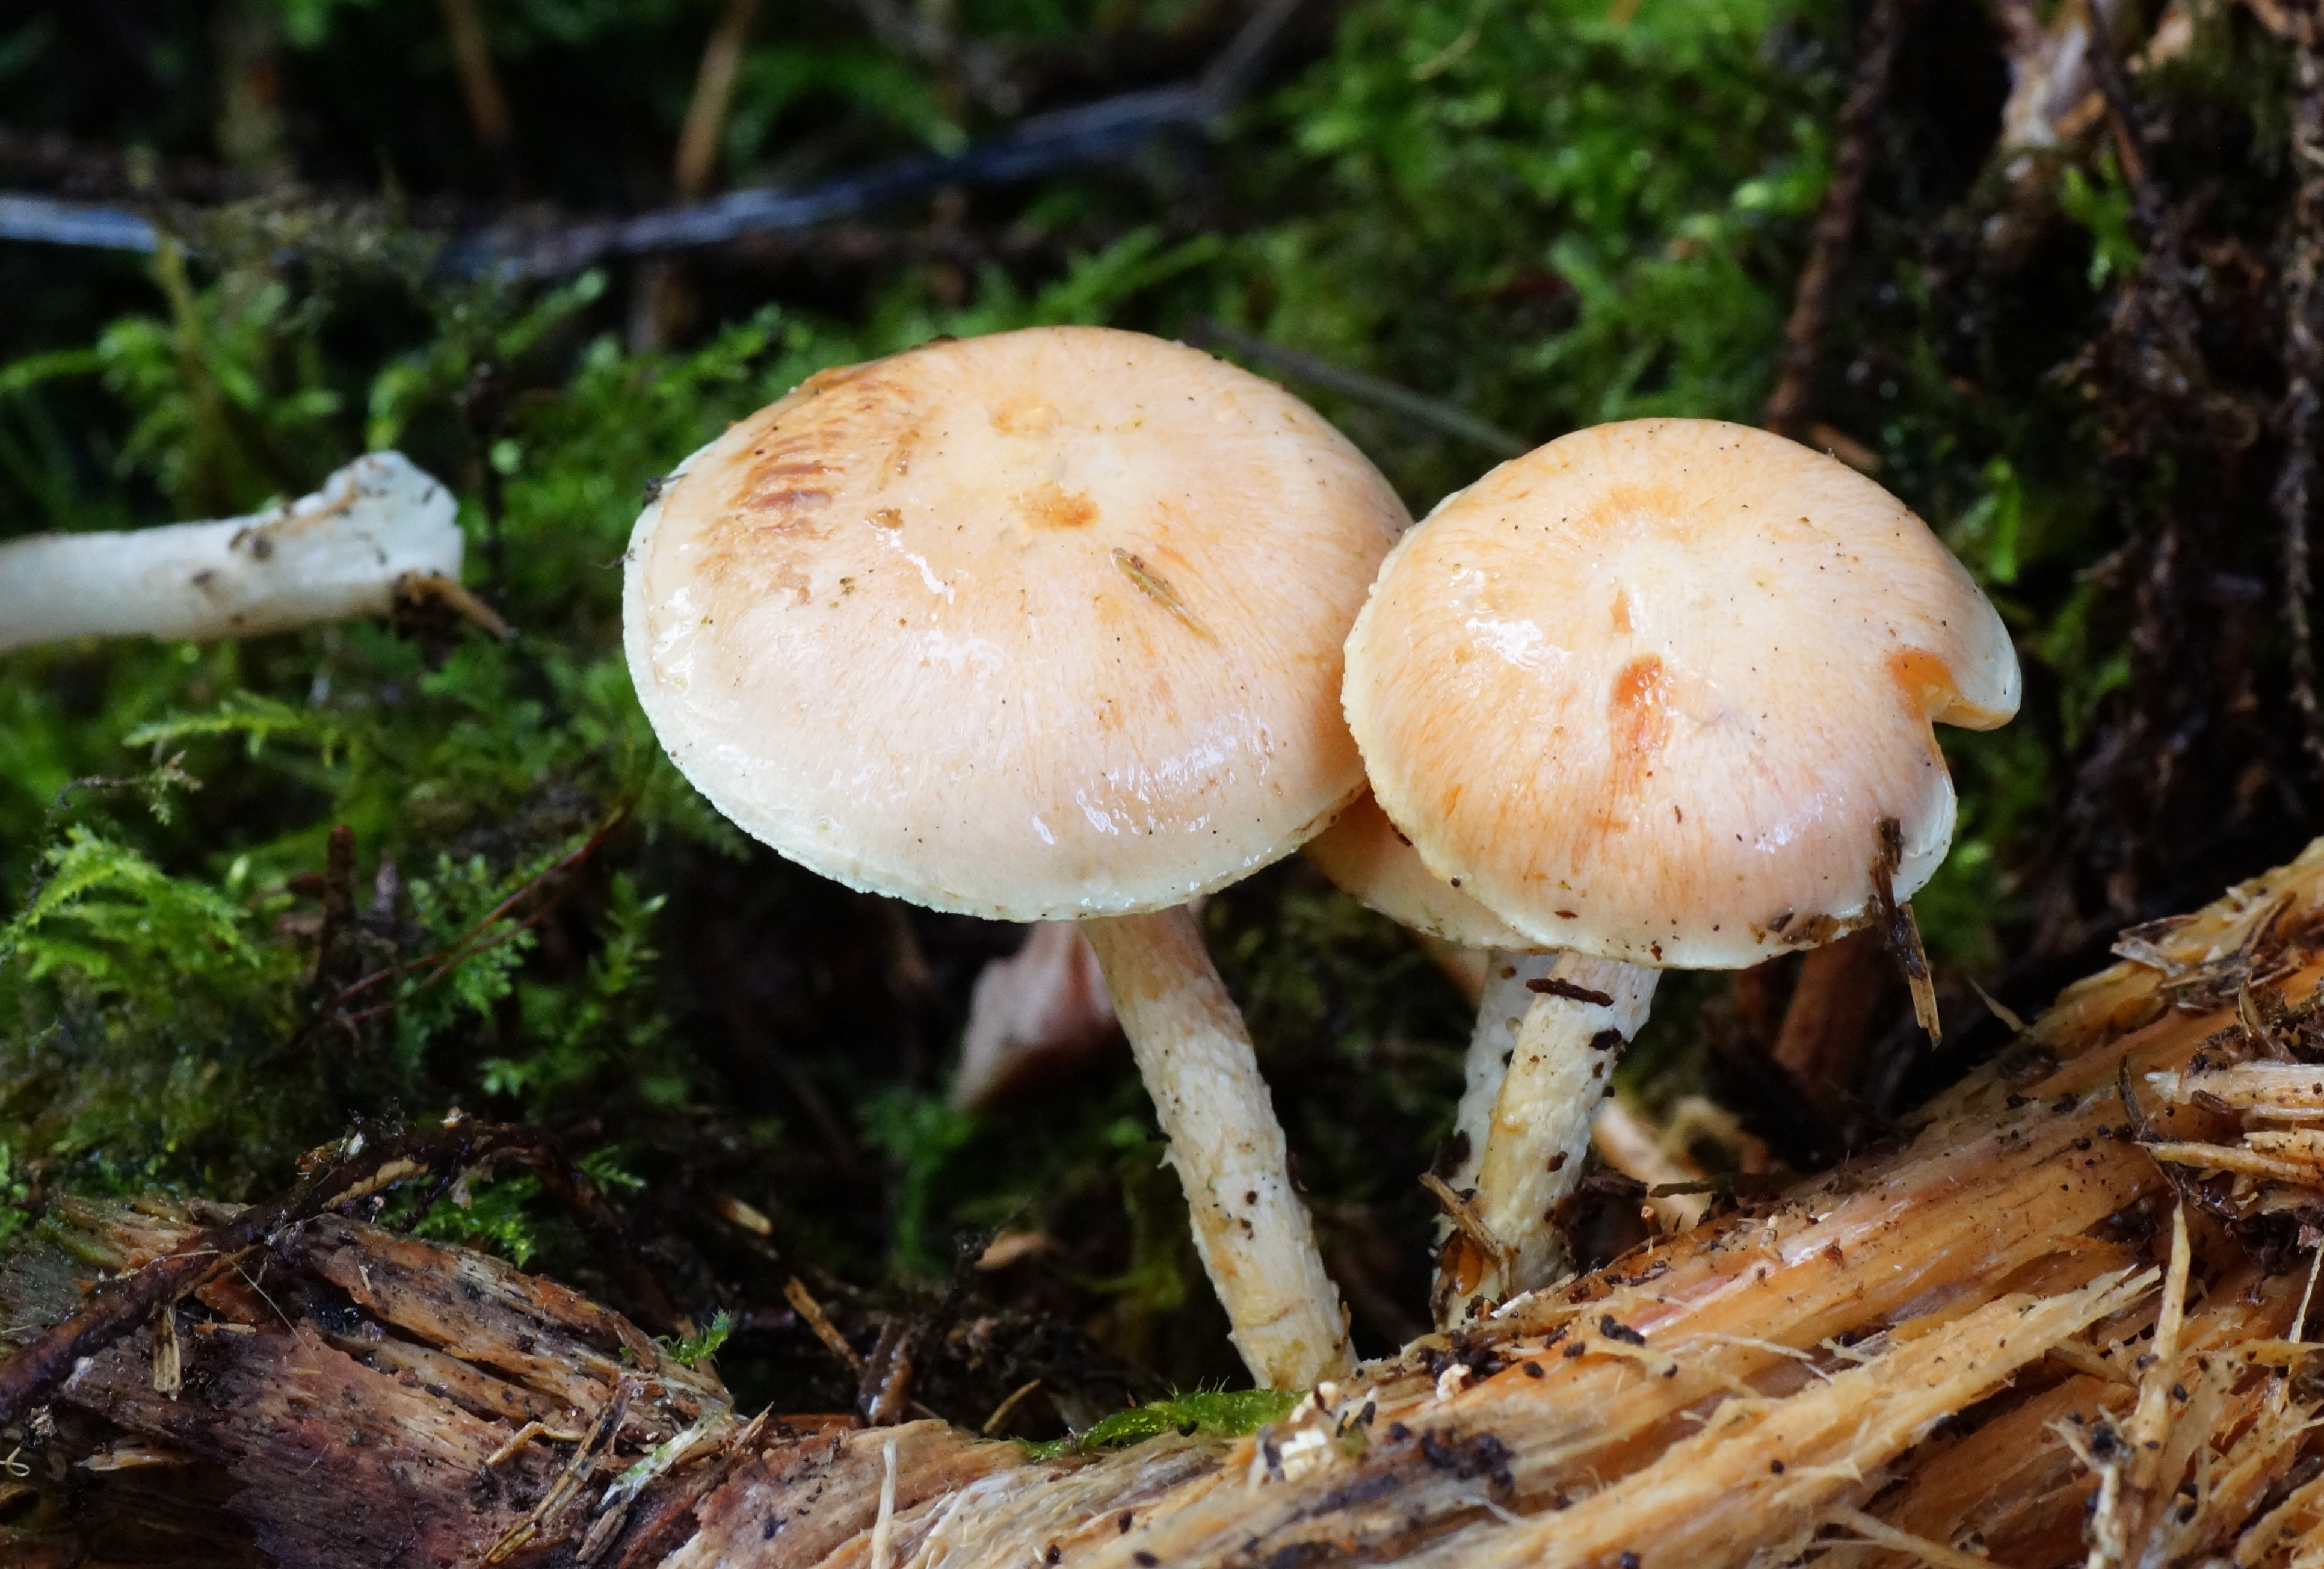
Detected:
[
  {"left": 0, "top": 452, "right": 470, "bottom": 653},
  {"left": 949, "top": 920, "right": 1119, "bottom": 1113},
  {"left": 624, "top": 325, "right": 1407, "bottom": 1388},
  {"left": 1342, "top": 417, "right": 2018, "bottom": 1319}
]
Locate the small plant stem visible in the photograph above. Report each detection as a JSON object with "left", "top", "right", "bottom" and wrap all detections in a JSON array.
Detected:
[
  {"left": 438, "top": 0, "right": 522, "bottom": 193},
  {"left": 674, "top": 0, "right": 762, "bottom": 203},
  {"left": 1761, "top": 0, "right": 1912, "bottom": 439},
  {"left": 2279, "top": 7, "right": 2324, "bottom": 798}
]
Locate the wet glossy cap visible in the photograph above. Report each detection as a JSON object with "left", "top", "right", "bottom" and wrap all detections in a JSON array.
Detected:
[
  {"left": 625, "top": 325, "right": 1408, "bottom": 920},
  {"left": 1343, "top": 418, "right": 2019, "bottom": 968},
  {"left": 1305, "top": 791, "right": 1533, "bottom": 951}
]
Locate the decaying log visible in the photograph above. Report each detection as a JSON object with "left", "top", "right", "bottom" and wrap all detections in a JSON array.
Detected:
[{"left": 17, "top": 838, "right": 2324, "bottom": 1565}]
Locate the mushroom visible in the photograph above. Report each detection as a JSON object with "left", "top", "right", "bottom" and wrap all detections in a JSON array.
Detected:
[
  {"left": 949, "top": 919, "right": 1120, "bottom": 1113},
  {"left": 1340, "top": 418, "right": 2019, "bottom": 1319},
  {"left": 0, "top": 453, "right": 479, "bottom": 653},
  {"left": 623, "top": 325, "right": 1407, "bottom": 1388},
  {"left": 1305, "top": 791, "right": 1657, "bottom": 1325}
]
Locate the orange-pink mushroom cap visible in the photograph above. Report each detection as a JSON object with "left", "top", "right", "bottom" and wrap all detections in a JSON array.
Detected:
[
  {"left": 1342, "top": 418, "right": 2019, "bottom": 969},
  {"left": 624, "top": 327, "right": 1408, "bottom": 920}
]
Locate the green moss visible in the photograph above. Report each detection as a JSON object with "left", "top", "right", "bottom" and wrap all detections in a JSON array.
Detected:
[{"left": 1020, "top": 1387, "right": 1306, "bottom": 1460}]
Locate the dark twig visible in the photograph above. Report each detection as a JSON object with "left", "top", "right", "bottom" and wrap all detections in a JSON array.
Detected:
[
  {"left": 2079, "top": 5, "right": 2163, "bottom": 235},
  {"left": 293, "top": 814, "right": 623, "bottom": 1046},
  {"left": 439, "top": 0, "right": 523, "bottom": 195},
  {"left": 2279, "top": 9, "right": 2324, "bottom": 798},
  {"left": 1872, "top": 816, "right": 1941, "bottom": 1044},
  {"left": 307, "top": 824, "right": 363, "bottom": 1032},
  {"left": 0, "top": 123, "right": 246, "bottom": 203},
  {"left": 0, "top": 0, "right": 1307, "bottom": 277},
  {"left": 452, "top": 0, "right": 1292, "bottom": 283},
  {"left": 1761, "top": 0, "right": 1914, "bottom": 439},
  {"left": 1185, "top": 318, "right": 1527, "bottom": 457},
  {"left": 458, "top": 360, "right": 511, "bottom": 603}
]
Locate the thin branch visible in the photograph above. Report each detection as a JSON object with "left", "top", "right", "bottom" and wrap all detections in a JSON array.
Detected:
[
  {"left": 2279, "top": 9, "right": 2324, "bottom": 797},
  {"left": 0, "top": 0, "right": 1308, "bottom": 277},
  {"left": 0, "top": 192, "right": 158, "bottom": 253},
  {"left": 295, "top": 813, "right": 623, "bottom": 1046},
  {"left": 1761, "top": 0, "right": 1914, "bottom": 440},
  {"left": 1186, "top": 317, "right": 1526, "bottom": 457},
  {"left": 673, "top": 0, "right": 765, "bottom": 203},
  {"left": 0, "top": 123, "right": 245, "bottom": 203},
  {"left": 2080, "top": 1, "right": 2163, "bottom": 234},
  {"left": 439, "top": 0, "right": 523, "bottom": 193}
]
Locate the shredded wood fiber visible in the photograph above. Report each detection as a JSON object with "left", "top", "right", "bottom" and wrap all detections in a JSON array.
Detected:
[{"left": 17, "top": 840, "right": 2324, "bottom": 1566}]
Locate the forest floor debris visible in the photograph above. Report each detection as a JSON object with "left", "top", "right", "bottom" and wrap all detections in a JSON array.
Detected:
[{"left": 15, "top": 836, "right": 2324, "bottom": 1564}]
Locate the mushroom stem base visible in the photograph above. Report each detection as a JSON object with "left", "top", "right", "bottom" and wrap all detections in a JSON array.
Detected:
[
  {"left": 1433, "top": 956, "right": 1658, "bottom": 1328},
  {"left": 1082, "top": 907, "right": 1352, "bottom": 1390}
]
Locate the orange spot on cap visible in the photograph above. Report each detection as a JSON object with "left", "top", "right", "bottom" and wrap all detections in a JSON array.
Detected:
[
  {"left": 1024, "top": 482, "right": 1099, "bottom": 531},
  {"left": 1592, "top": 654, "right": 1672, "bottom": 840},
  {"left": 1887, "top": 647, "right": 1962, "bottom": 718}
]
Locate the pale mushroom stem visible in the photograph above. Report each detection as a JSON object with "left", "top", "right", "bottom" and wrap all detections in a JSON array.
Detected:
[
  {"left": 1081, "top": 907, "right": 1353, "bottom": 1390},
  {"left": 1433, "top": 954, "right": 1658, "bottom": 1327},
  {"left": 0, "top": 452, "right": 466, "bottom": 654},
  {"left": 1436, "top": 951, "right": 1564, "bottom": 1204}
]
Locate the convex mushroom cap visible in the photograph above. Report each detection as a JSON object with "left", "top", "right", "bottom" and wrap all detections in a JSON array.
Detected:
[
  {"left": 625, "top": 326, "right": 1408, "bottom": 916},
  {"left": 1343, "top": 417, "right": 2019, "bottom": 969}
]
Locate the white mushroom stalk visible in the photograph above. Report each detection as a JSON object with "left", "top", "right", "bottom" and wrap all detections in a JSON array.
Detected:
[
  {"left": 622, "top": 328, "right": 1408, "bottom": 1389},
  {"left": 1342, "top": 419, "right": 2022, "bottom": 1328},
  {"left": 1309, "top": 798, "right": 1660, "bottom": 1323},
  {"left": 0, "top": 452, "right": 469, "bottom": 653},
  {"left": 1083, "top": 910, "right": 1351, "bottom": 1384},
  {"left": 1459, "top": 954, "right": 1656, "bottom": 1314}
]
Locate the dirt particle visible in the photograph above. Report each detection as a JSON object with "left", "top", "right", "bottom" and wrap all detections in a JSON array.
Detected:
[
  {"left": 1527, "top": 976, "right": 1615, "bottom": 1006},
  {"left": 1598, "top": 1315, "right": 1646, "bottom": 1346}
]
